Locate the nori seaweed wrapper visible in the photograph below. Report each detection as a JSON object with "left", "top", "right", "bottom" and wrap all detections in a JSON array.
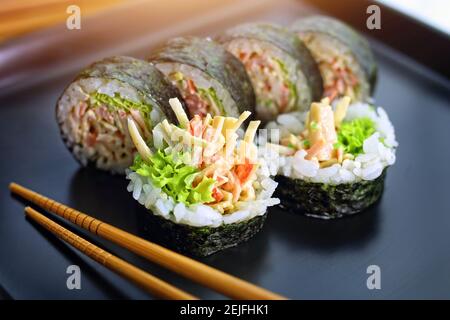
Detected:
[
  {"left": 275, "top": 169, "right": 387, "bottom": 219},
  {"left": 291, "top": 16, "right": 377, "bottom": 93},
  {"left": 75, "top": 56, "right": 186, "bottom": 124},
  {"left": 139, "top": 211, "right": 267, "bottom": 257},
  {"left": 216, "top": 23, "right": 323, "bottom": 102},
  {"left": 149, "top": 37, "right": 255, "bottom": 116}
]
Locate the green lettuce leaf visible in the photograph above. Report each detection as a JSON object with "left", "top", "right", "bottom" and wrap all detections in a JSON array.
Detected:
[
  {"left": 273, "top": 58, "right": 298, "bottom": 107},
  {"left": 90, "top": 92, "right": 152, "bottom": 125},
  {"left": 337, "top": 117, "right": 376, "bottom": 155},
  {"left": 131, "top": 150, "right": 215, "bottom": 205},
  {"left": 197, "top": 87, "right": 226, "bottom": 115}
]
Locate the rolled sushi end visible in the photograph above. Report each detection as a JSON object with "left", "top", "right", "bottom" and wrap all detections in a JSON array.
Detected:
[
  {"left": 150, "top": 37, "right": 255, "bottom": 119},
  {"left": 140, "top": 209, "right": 267, "bottom": 256},
  {"left": 56, "top": 56, "right": 184, "bottom": 173},
  {"left": 217, "top": 23, "right": 322, "bottom": 122},
  {"left": 263, "top": 96, "right": 397, "bottom": 218},
  {"left": 275, "top": 169, "right": 386, "bottom": 219},
  {"left": 126, "top": 99, "right": 279, "bottom": 255},
  {"left": 291, "top": 16, "right": 376, "bottom": 102},
  {"left": 57, "top": 77, "right": 156, "bottom": 173}
]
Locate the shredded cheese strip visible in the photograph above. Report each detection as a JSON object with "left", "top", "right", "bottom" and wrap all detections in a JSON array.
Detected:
[
  {"left": 222, "top": 117, "right": 237, "bottom": 135},
  {"left": 334, "top": 96, "right": 351, "bottom": 128},
  {"left": 205, "top": 135, "right": 225, "bottom": 158},
  {"left": 201, "top": 163, "right": 219, "bottom": 177},
  {"left": 238, "top": 141, "right": 258, "bottom": 164},
  {"left": 232, "top": 111, "right": 251, "bottom": 131},
  {"left": 204, "top": 116, "right": 226, "bottom": 157},
  {"left": 169, "top": 98, "right": 189, "bottom": 129},
  {"left": 154, "top": 123, "right": 172, "bottom": 147},
  {"left": 211, "top": 116, "right": 225, "bottom": 141},
  {"left": 244, "top": 120, "right": 260, "bottom": 143},
  {"left": 161, "top": 119, "right": 173, "bottom": 135},
  {"left": 160, "top": 117, "right": 208, "bottom": 153},
  {"left": 203, "top": 114, "right": 212, "bottom": 127},
  {"left": 266, "top": 142, "right": 294, "bottom": 156},
  {"left": 170, "top": 124, "right": 209, "bottom": 147},
  {"left": 225, "top": 131, "right": 238, "bottom": 160},
  {"left": 320, "top": 97, "right": 330, "bottom": 105},
  {"left": 127, "top": 117, "right": 152, "bottom": 162}
]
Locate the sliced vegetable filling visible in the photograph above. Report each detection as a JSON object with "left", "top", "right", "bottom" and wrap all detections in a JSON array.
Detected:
[
  {"left": 166, "top": 71, "right": 226, "bottom": 117},
  {"left": 295, "top": 31, "right": 367, "bottom": 102},
  {"left": 232, "top": 48, "right": 297, "bottom": 119},
  {"left": 270, "top": 96, "right": 383, "bottom": 168},
  {"left": 65, "top": 90, "right": 152, "bottom": 171},
  {"left": 128, "top": 98, "right": 265, "bottom": 214}
]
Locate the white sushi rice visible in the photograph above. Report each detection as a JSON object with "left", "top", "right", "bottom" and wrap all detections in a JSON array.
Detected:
[
  {"left": 126, "top": 160, "right": 280, "bottom": 227},
  {"left": 263, "top": 101, "right": 398, "bottom": 184}
]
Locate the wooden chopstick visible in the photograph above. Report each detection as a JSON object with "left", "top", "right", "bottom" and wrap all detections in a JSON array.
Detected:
[
  {"left": 10, "top": 182, "right": 286, "bottom": 300},
  {"left": 24, "top": 206, "right": 197, "bottom": 300}
]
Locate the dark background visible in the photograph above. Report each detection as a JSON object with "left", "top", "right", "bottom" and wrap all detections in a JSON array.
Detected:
[{"left": 0, "top": 0, "right": 449, "bottom": 299}]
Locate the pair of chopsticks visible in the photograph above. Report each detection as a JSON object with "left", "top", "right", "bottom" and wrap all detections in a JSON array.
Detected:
[{"left": 10, "top": 182, "right": 285, "bottom": 300}]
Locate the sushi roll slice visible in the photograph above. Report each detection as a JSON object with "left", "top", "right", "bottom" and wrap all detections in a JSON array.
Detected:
[
  {"left": 291, "top": 15, "right": 377, "bottom": 102},
  {"left": 263, "top": 96, "right": 397, "bottom": 219},
  {"left": 217, "top": 23, "right": 322, "bottom": 121},
  {"left": 149, "top": 37, "right": 255, "bottom": 118},
  {"left": 126, "top": 98, "right": 280, "bottom": 256},
  {"left": 56, "top": 56, "right": 186, "bottom": 173}
]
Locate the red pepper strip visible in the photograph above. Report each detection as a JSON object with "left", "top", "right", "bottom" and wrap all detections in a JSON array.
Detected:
[{"left": 234, "top": 159, "right": 255, "bottom": 185}]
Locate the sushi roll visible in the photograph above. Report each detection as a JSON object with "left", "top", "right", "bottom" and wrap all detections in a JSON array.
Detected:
[
  {"left": 263, "top": 97, "right": 397, "bottom": 219},
  {"left": 291, "top": 15, "right": 377, "bottom": 102},
  {"left": 149, "top": 37, "right": 255, "bottom": 118},
  {"left": 126, "top": 98, "right": 280, "bottom": 256},
  {"left": 56, "top": 56, "right": 186, "bottom": 173},
  {"left": 217, "top": 23, "right": 322, "bottom": 121}
]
